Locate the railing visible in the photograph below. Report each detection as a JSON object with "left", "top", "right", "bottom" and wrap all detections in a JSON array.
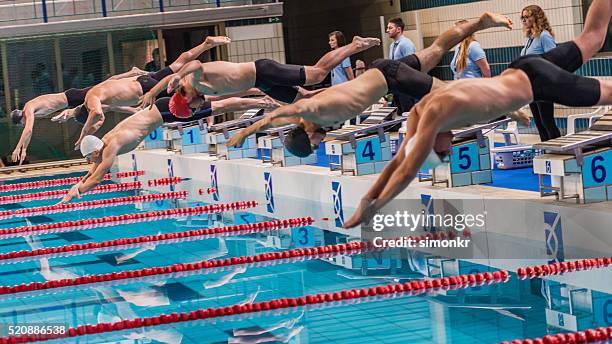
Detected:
[{"left": 0, "top": 0, "right": 276, "bottom": 25}]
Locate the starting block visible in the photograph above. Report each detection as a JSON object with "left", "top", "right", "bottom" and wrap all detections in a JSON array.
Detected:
[
  {"left": 161, "top": 119, "right": 208, "bottom": 154},
  {"left": 533, "top": 112, "right": 612, "bottom": 203},
  {"left": 325, "top": 107, "right": 402, "bottom": 176},
  {"left": 143, "top": 126, "right": 166, "bottom": 150},
  {"left": 258, "top": 124, "right": 317, "bottom": 166},
  {"left": 423, "top": 118, "right": 511, "bottom": 187},
  {"left": 206, "top": 109, "right": 264, "bottom": 160}
]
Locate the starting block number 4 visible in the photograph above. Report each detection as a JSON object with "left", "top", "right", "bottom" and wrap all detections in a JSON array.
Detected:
[
  {"left": 356, "top": 138, "right": 382, "bottom": 164},
  {"left": 146, "top": 127, "right": 162, "bottom": 142},
  {"left": 583, "top": 151, "right": 611, "bottom": 188},
  {"left": 182, "top": 127, "right": 201, "bottom": 146},
  {"left": 450, "top": 142, "right": 479, "bottom": 173}
]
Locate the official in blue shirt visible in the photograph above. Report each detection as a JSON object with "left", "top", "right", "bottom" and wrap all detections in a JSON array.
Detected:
[
  {"left": 450, "top": 23, "right": 491, "bottom": 80},
  {"left": 328, "top": 31, "right": 354, "bottom": 86},
  {"left": 521, "top": 5, "right": 560, "bottom": 141},
  {"left": 386, "top": 18, "right": 417, "bottom": 114}
]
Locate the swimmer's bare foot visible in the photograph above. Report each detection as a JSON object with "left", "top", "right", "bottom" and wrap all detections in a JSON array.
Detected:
[
  {"left": 480, "top": 12, "right": 513, "bottom": 30},
  {"left": 205, "top": 36, "right": 232, "bottom": 47},
  {"left": 509, "top": 109, "right": 531, "bottom": 127},
  {"left": 352, "top": 36, "right": 381, "bottom": 51}
]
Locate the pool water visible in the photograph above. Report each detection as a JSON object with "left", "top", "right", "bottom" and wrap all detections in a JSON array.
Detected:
[{"left": 0, "top": 172, "right": 609, "bottom": 344}]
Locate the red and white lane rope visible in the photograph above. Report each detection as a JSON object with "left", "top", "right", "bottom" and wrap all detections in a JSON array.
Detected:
[
  {"left": 0, "top": 182, "right": 142, "bottom": 205},
  {"left": 0, "top": 270, "right": 509, "bottom": 343},
  {"left": 516, "top": 258, "right": 612, "bottom": 279},
  {"left": 0, "top": 200, "right": 258, "bottom": 239},
  {"left": 147, "top": 177, "right": 184, "bottom": 187},
  {"left": 0, "top": 191, "right": 188, "bottom": 220},
  {"left": 501, "top": 327, "right": 612, "bottom": 344},
  {"left": 0, "top": 217, "right": 313, "bottom": 264},
  {"left": 0, "top": 171, "right": 144, "bottom": 193}
]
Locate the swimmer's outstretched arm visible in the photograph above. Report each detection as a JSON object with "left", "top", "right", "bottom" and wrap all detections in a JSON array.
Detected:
[
  {"left": 344, "top": 129, "right": 437, "bottom": 229},
  {"left": 11, "top": 103, "right": 35, "bottom": 165},
  {"left": 206, "top": 88, "right": 264, "bottom": 102},
  {"left": 75, "top": 97, "right": 105, "bottom": 149},
  {"left": 211, "top": 96, "right": 280, "bottom": 116},
  {"left": 225, "top": 104, "right": 302, "bottom": 148},
  {"left": 58, "top": 145, "right": 117, "bottom": 204},
  {"left": 140, "top": 62, "right": 203, "bottom": 108}
]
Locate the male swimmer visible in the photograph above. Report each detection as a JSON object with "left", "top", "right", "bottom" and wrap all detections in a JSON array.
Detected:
[
  {"left": 225, "top": 12, "right": 513, "bottom": 157},
  {"left": 58, "top": 96, "right": 278, "bottom": 204},
  {"left": 343, "top": 0, "right": 612, "bottom": 228},
  {"left": 9, "top": 67, "right": 149, "bottom": 164},
  {"left": 139, "top": 36, "right": 383, "bottom": 115},
  {"left": 74, "top": 36, "right": 231, "bottom": 149}
]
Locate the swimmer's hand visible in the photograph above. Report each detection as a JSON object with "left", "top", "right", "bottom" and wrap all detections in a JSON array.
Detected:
[
  {"left": 508, "top": 109, "right": 531, "bottom": 127},
  {"left": 205, "top": 36, "right": 232, "bottom": 47},
  {"left": 139, "top": 92, "right": 156, "bottom": 110},
  {"left": 343, "top": 197, "right": 376, "bottom": 229},
  {"left": 57, "top": 183, "right": 81, "bottom": 204},
  {"left": 166, "top": 75, "right": 182, "bottom": 94},
  {"left": 11, "top": 144, "right": 26, "bottom": 166},
  {"left": 259, "top": 96, "right": 281, "bottom": 110},
  {"left": 51, "top": 109, "right": 74, "bottom": 123},
  {"left": 226, "top": 131, "right": 248, "bottom": 149}
]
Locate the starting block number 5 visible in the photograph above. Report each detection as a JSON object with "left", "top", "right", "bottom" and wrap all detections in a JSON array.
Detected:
[
  {"left": 356, "top": 138, "right": 382, "bottom": 164},
  {"left": 450, "top": 142, "right": 479, "bottom": 173},
  {"left": 583, "top": 151, "right": 611, "bottom": 187},
  {"left": 182, "top": 127, "right": 201, "bottom": 146}
]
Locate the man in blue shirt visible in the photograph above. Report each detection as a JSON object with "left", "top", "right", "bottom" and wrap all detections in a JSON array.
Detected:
[
  {"left": 386, "top": 18, "right": 417, "bottom": 115},
  {"left": 387, "top": 18, "right": 416, "bottom": 60}
]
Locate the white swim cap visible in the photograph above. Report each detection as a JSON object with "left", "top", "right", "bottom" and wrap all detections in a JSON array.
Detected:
[
  {"left": 80, "top": 135, "right": 104, "bottom": 157},
  {"left": 404, "top": 137, "right": 444, "bottom": 171}
]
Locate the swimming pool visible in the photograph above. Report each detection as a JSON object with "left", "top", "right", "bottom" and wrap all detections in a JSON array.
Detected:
[{"left": 0, "top": 172, "right": 610, "bottom": 344}]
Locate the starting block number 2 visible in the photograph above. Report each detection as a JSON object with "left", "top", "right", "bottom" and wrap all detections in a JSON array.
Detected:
[
  {"left": 356, "top": 138, "right": 381, "bottom": 164},
  {"left": 583, "top": 151, "right": 611, "bottom": 188}
]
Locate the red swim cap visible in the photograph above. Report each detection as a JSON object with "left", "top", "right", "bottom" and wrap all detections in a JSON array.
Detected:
[{"left": 169, "top": 93, "right": 192, "bottom": 119}]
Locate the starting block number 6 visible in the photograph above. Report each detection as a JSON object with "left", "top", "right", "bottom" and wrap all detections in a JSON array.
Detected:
[{"left": 583, "top": 151, "right": 611, "bottom": 187}]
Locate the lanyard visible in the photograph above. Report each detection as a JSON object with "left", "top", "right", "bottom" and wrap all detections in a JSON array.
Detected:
[{"left": 524, "top": 37, "right": 534, "bottom": 53}]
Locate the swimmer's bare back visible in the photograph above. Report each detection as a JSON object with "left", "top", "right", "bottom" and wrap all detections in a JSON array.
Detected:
[
  {"left": 295, "top": 69, "right": 389, "bottom": 127},
  {"left": 88, "top": 77, "right": 145, "bottom": 106},
  {"left": 105, "top": 106, "right": 165, "bottom": 155},
  {"left": 415, "top": 69, "right": 533, "bottom": 133},
  {"left": 194, "top": 61, "right": 257, "bottom": 96}
]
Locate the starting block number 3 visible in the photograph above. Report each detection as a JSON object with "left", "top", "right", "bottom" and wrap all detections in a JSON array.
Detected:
[
  {"left": 356, "top": 138, "right": 382, "bottom": 164},
  {"left": 583, "top": 151, "right": 611, "bottom": 187},
  {"left": 182, "top": 127, "right": 201, "bottom": 146}
]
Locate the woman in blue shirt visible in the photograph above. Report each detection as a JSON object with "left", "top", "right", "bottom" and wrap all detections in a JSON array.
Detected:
[
  {"left": 328, "top": 31, "right": 354, "bottom": 86},
  {"left": 521, "top": 5, "right": 559, "bottom": 141},
  {"left": 450, "top": 20, "right": 491, "bottom": 79}
]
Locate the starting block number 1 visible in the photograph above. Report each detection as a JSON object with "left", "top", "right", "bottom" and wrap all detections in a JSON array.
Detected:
[
  {"left": 356, "top": 138, "right": 382, "bottom": 164},
  {"left": 146, "top": 127, "right": 162, "bottom": 142},
  {"left": 583, "top": 151, "right": 611, "bottom": 188},
  {"left": 182, "top": 127, "right": 201, "bottom": 146},
  {"left": 450, "top": 142, "right": 479, "bottom": 173}
]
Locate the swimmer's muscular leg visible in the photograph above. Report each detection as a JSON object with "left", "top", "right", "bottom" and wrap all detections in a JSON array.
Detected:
[
  {"left": 303, "top": 36, "right": 380, "bottom": 85},
  {"left": 574, "top": 0, "right": 612, "bottom": 63},
  {"left": 168, "top": 36, "right": 230, "bottom": 72},
  {"left": 417, "top": 12, "right": 512, "bottom": 73}
]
